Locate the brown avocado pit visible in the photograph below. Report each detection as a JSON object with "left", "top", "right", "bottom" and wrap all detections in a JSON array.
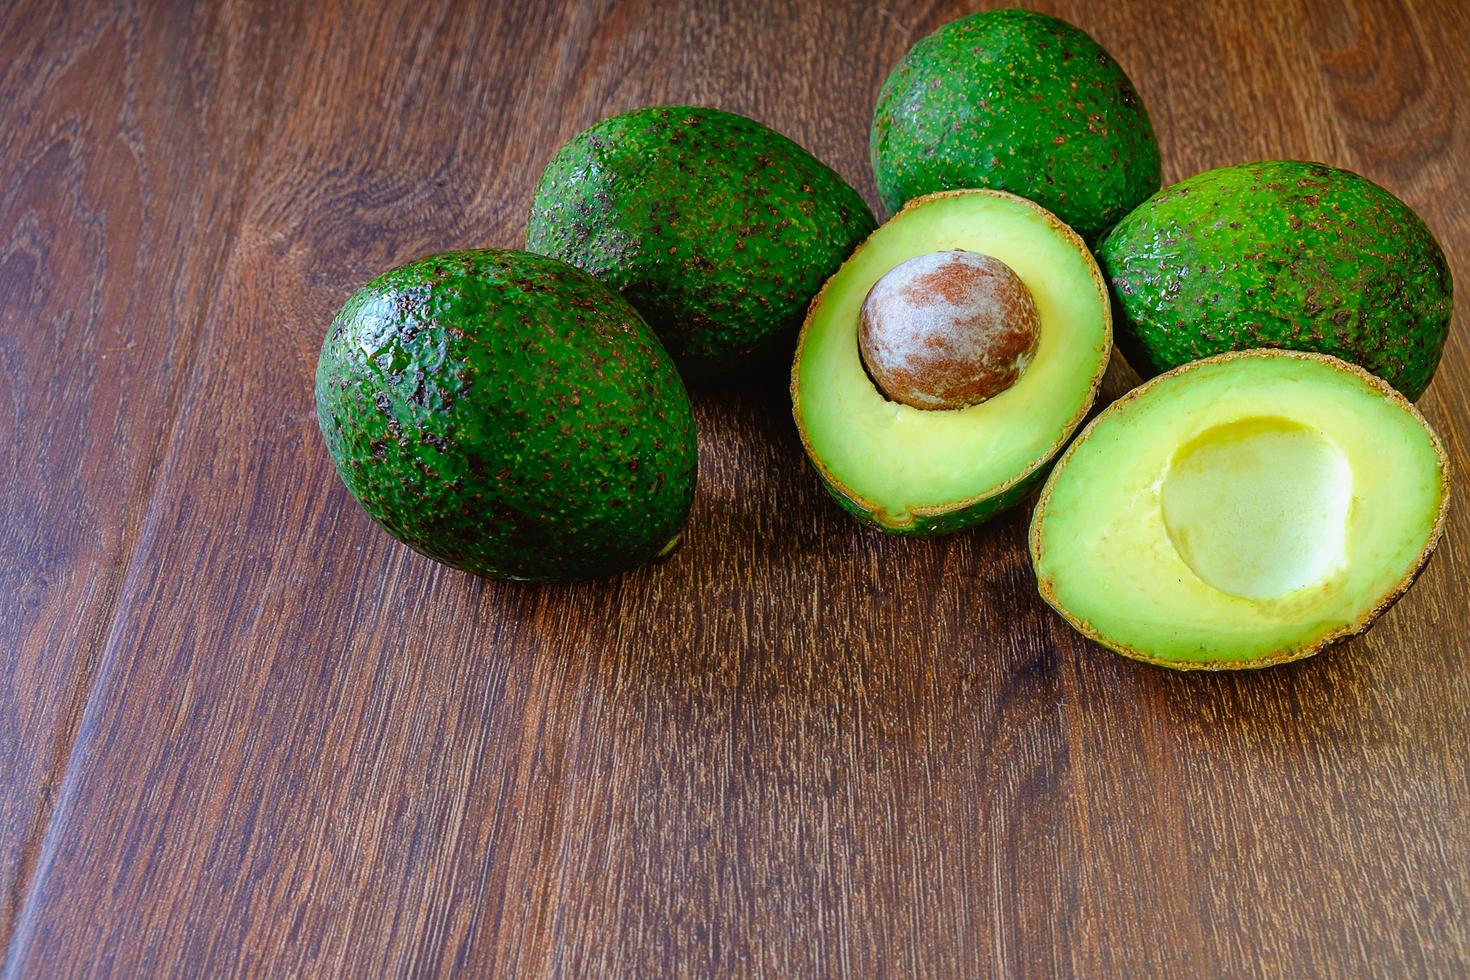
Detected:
[{"left": 858, "top": 249, "right": 1040, "bottom": 410}]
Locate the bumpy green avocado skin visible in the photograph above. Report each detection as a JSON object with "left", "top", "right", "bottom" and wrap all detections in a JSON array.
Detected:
[
  {"left": 1098, "top": 161, "right": 1453, "bottom": 400},
  {"left": 870, "top": 9, "right": 1160, "bottom": 243},
  {"left": 526, "top": 106, "right": 876, "bottom": 370},
  {"left": 315, "top": 250, "right": 698, "bottom": 582}
]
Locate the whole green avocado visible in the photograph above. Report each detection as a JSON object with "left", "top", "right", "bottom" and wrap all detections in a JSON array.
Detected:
[
  {"left": 870, "top": 9, "right": 1160, "bottom": 243},
  {"left": 315, "top": 250, "right": 698, "bottom": 582},
  {"left": 1098, "top": 161, "right": 1453, "bottom": 400},
  {"left": 526, "top": 106, "right": 876, "bottom": 370}
]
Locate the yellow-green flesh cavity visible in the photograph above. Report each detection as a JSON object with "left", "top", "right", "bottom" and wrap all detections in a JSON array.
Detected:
[
  {"left": 1031, "top": 352, "right": 1448, "bottom": 667},
  {"left": 794, "top": 190, "right": 1109, "bottom": 529}
]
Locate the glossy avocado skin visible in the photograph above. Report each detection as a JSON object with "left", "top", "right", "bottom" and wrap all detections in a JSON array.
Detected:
[
  {"left": 1098, "top": 161, "right": 1453, "bottom": 399},
  {"left": 526, "top": 106, "right": 876, "bottom": 371},
  {"left": 870, "top": 9, "right": 1160, "bottom": 243},
  {"left": 315, "top": 250, "right": 698, "bottom": 582}
]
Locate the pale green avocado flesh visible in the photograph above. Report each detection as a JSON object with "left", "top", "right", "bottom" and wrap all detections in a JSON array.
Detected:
[
  {"left": 792, "top": 190, "right": 1111, "bottom": 534},
  {"left": 1030, "top": 351, "right": 1449, "bottom": 668}
]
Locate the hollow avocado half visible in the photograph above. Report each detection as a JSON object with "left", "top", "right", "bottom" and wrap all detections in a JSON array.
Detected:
[
  {"left": 792, "top": 189, "right": 1111, "bottom": 534},
  {"left": 1030, "top": 350, "right": 1450, "bottom": 669}
]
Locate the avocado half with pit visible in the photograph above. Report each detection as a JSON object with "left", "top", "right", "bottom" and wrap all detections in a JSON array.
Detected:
[
  {"left": 792, "top": 189, "right": 1111, "bottom": 534},
  {"left": 1030, "top": 350, "right": 1450, "bottom": 669}
]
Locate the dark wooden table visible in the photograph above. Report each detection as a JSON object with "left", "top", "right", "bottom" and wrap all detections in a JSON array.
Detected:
[{"left": 3, "top": 0, "right": 1467, "bottom": 975}]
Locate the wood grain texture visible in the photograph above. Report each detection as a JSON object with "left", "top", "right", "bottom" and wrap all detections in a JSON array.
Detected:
[
  {"left": 0, "top": 0, "right": 292, "bottom": 945},
  {"left": 1, "top": 0, "right": 1467, "bottom": 976}
]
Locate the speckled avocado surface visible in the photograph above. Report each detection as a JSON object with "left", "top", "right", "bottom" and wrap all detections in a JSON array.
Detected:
[
  {"left": 1098, "top": 161, "right": 1453, "bottom": 400},
  {"left": 315, "top": 249, "right": 698, "bottom": 582},
  {"left": 870, "top": 8, "right": 1160, "bottom": 244},
  {"left": 526, "top": 106, "right": 876, "bottom": 370}
]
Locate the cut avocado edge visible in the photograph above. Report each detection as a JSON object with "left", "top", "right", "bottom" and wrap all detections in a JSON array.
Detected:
[
  {"left": 1028, "top": 348, "right": 1452, "bottom": 671},
  {"left": 791, "top": 188, "right": 1113, "bottom": 534}
]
